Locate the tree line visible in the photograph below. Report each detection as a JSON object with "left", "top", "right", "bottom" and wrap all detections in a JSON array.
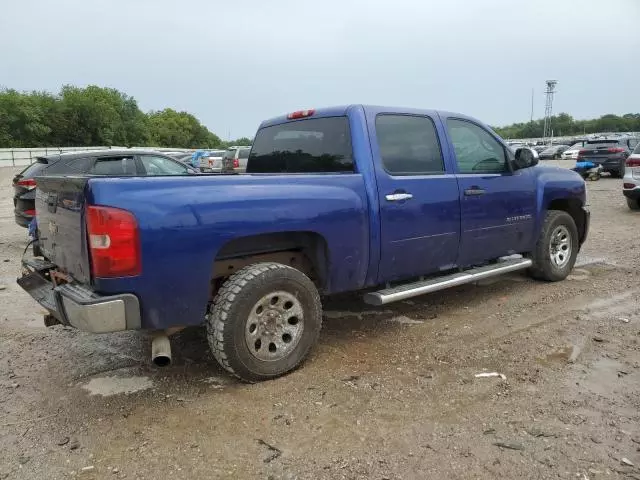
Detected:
[
  {"left": 0, "top": 85, "right": 250, "bottom": 149},
  {"left": 493, "top": 113, "right": 640, "bottom": 140}
]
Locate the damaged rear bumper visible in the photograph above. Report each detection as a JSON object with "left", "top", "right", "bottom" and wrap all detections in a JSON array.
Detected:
[{"left": 17, "top": 258, "right": 141, "bottom": 333}]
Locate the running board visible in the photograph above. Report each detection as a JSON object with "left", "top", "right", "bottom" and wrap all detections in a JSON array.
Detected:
[{"left": 363, "top": 257, "right": 532, "bottom": 306}]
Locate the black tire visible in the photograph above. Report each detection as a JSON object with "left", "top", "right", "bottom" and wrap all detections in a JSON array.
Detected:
[
  {"left": 528, "top": 210, "right": 579, "bottom": 282},
  {"left": 207, "top": 262, "right": 322, "bottom": 382},
  {"left": 627, "top": 198, "right": 640, "bottom": 211}
]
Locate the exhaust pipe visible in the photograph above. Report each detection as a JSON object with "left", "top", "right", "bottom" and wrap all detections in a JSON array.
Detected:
[{"left": 151, "top": 333, "right": 172, "bottom": 367}]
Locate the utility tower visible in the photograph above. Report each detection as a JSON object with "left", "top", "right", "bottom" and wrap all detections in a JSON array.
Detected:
[{"left": 542, "top": 80, "right": 557, "bottom": 143}]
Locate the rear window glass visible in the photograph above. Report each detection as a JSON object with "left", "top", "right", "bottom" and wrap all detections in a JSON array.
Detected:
[
  {"left": 584, "top": 140, "right": 623, "bottom": 150},
  {"left": 19, "top": 160, "right": 48, "bottom": 177},
  {"left": 223, "top": 149, "right": 236, "bottom": 159},
  {"left": 633, "top": 143, "right": 640, "bottom": 154},
  {"left": 239, "top": 148, "right": 250, "bottom": 159},
  {"left": 247, "top": 117, "right": 353, "bottom": 173}
]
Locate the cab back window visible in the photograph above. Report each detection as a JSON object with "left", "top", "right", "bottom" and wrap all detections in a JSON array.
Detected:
[{"left": 247, "top": 117, "right": 353, "bottom": 173}]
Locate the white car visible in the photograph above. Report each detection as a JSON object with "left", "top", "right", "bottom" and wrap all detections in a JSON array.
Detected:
[
  {"left": 561, "top": 142, "right": 585, "bottom": 160},
  {"left": 200, "top": 150, "right": 227, "bottom": 172},
  {"left": 623, "top": 143, "right": 640, "bottom": 211}
]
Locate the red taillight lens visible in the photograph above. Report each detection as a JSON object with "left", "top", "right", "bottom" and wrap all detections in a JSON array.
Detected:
[
  {"left": 626, "top": 157, "right": 640, "bottom": 167},
  {"left": 607, "top": 147, "right": 625, "bottom": 153},
  {"left": 24, "top": 209, "right": 36, "bottom": 216},
  {"left": 86, "top": 206, "right": 140, "bottom": 278},
  {"left": 17, "top": 178, "right": 37, "bottom": 189},
  {"left": 577, "top": 149, "right": 586, "bottom": 159},
  {"left": 208, "top": 159, "right": 213, "bottom": 166},
  {"left": 287, "top": 109, "right": 315, "bottom": 120},
  {"left": 624, "top": 183, "right": 636, "bottom": 189},
  {"left": 233, "top": 158, "right": 240, "bottom": 168}
]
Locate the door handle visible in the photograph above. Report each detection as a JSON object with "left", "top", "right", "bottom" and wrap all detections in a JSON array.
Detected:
[
  {"left": 464, "top": 187, "right": 486, "bottom": 196},
  {"left": 385, "top": 192, "right": 413, "bottom": 202}
]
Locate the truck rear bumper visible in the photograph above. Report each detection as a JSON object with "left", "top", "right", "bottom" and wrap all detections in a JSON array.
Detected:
[{"left": 17, "top": 258, "right": 141, "bottom": 333}]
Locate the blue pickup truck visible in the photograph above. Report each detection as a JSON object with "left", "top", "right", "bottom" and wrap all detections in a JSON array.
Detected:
[{"left": 18, "top": 105, "right": 589, "bottom": 382}]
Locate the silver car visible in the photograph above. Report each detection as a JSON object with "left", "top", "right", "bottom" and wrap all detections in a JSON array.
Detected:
[
  {"left": 222, "top": 146, "right": 251, "bottom": 173},
  {"left": 623, "top": 143, "right": 640, "bottom": 210},
  {"left": 200, "top": 150, "right": 226, "bottom": 172}
]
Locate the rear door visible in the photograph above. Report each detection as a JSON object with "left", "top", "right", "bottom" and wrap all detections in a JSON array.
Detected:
[
  {"left": 368, "top": 112, "right": 461, "bottom": 282},
  {"left": 443, "top": 117, "right": 536, "bottom": 267}
]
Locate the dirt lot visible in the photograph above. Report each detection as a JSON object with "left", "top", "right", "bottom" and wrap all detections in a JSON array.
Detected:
[{"left": 1, "top": 165, "right": 639, "bottom": 480}]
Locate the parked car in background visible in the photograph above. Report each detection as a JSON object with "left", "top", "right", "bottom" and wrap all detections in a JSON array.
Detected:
[
  {"left": 12, "top": 150, "right": 197, "bottom": 228},
  {"left": 539, "top": 145, "right": 570, "bottom": 160},
  {"left": 532, "top": 145, "right": 547, "bottom": 154},
  {"left": 222, "top": 146, "right": 251, "bottom": 173},
  {"left": 561, "top": 143, "right": 585, "bottom": 160},
  {"left": 577, "top": 137, "right": 638, "bottom": 178},
  {"left": 200, "top": 149, "right": 227, "bottom": 172},
  {"left": 623, "top": 143, "right": 640, "bottom": 210}
]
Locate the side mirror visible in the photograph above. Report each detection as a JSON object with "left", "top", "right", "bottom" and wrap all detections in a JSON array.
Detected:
[{"left": 514, "top": 147, "right": 539, "bottom": 169}]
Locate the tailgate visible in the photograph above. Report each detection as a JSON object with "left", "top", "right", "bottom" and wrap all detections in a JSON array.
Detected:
[{"left": 35, "top": 176, "right": 92, "bottom": 284}]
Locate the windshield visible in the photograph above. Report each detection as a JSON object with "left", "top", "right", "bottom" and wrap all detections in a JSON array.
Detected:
[{"left": 248, "top": 117, "right": 354, "bottom": 173}]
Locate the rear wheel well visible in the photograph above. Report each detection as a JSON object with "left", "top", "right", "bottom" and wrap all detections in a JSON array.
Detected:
[
  {"left": 212, "top": 232, "right": 329, "bottom": 292},
  {"left": 547, "top": 198, "right": 586, "bottom": 243}
]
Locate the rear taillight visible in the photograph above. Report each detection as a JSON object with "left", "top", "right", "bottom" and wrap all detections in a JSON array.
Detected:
[
  {"left": 208, "top": 159, "right": 213, "bottom": 167},
  {"left": 24, "top": 209, "right": 36, "bottom": 216},
  {"left": 17, "top": 178, "right": 36, "bottom": 189},
  {"left": 577, "top": 149, "right": 586, "bottom": 159},
  {"left": 86, "top": 205, "right": 141, "bottom": 278},
  {"left": 624, "top": 183, "right": 636, "bottom": 189},
  {"left": 607, "top": 147, "right": 625, "bottom": 153},
  {"left": 233, "top": 158, "right": 240, "bottom": 169},
  {"left": 626, "top": 157, "right": 640, "bottom": 167}
]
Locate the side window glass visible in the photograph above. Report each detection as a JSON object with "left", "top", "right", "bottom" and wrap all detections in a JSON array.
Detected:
[
  {"left": 447, "top": 119, "right": 507, "bottom": 174},
  {"left": 44, "top": 156, "right": 93, "bottom": 174},
  {"left": 91, "top": 156, "right": 136, "bottom": 175},
  {"left": 375, "top": 114, "right": 444, "bottom": 175},
  {"left": 140, "top": 155, "right": 188, "bottom": 175}
]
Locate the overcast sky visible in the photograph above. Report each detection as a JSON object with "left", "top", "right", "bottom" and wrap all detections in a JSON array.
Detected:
[{"left": 2, "top": 0, "right": 639, "bottom": 138}]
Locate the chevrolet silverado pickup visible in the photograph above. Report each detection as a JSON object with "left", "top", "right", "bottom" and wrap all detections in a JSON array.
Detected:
[{"left": 18, "top": 105, "right": 589, "bottom": 382}]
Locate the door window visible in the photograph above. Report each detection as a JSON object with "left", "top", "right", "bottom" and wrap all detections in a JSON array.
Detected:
[
  {"left": 139, "top": 155, "right": 189, "bottom": 175},
  {"left": 375, "top": 115, "right": 444, "bottom": 175},
  {"left": 91, "top": 156, "right": 137, "bottom": 175},
  {"left": 447, "top": 119, "right": 507, "bottom": 174}
]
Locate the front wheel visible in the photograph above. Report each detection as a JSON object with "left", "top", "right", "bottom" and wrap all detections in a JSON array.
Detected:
[
  {"left": 528, "top": 210, "right": 579, "bottom": 281},
  {"left": 627, "top": 197, "right": 640, "bottom": 211},
  {"left": 207, "top": 262, "right": 322, "bottom": 382}
]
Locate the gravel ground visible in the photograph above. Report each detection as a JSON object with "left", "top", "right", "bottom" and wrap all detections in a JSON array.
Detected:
[{"left": 1, "top": 165, "right": 639, "bottom": 480}]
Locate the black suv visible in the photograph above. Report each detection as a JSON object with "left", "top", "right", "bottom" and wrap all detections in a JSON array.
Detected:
[
  {"left": 12, "top": 149, "right": 197, "bottom": 228},
  {"left": 577, "top": 137, "right": 639, "bottom": 178}
]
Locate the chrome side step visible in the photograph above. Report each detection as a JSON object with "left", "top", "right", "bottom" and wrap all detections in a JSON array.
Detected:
[{"left": 363, "top": 257, "right": 532, "bottom": 306}]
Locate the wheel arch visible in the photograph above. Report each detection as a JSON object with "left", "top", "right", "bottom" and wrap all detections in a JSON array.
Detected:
[
  {"left": 546, "top": 198, "right": 587, "bottom": 245},
  {"left": 212, "top": 231, "right": 330, "bottom": 289}
]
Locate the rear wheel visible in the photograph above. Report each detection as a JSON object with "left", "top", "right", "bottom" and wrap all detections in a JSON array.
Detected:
[
  {"left": 207, "top": 262, "right": 322, "bottom": 382},
  {"left": 529, "top": 210, "right": 579, "bottom": 282},
  {"left": 627, "top": 197, "right": 640, "bottom": 211}
]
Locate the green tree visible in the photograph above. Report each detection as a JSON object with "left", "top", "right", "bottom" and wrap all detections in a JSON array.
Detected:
[{"left": 147, "top": 108, "right": 221, "bottom": 148}]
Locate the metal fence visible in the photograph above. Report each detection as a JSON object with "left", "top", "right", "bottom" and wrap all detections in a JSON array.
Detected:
[{"left": 0, "top": 146, "right": 194, "bottom": 167}]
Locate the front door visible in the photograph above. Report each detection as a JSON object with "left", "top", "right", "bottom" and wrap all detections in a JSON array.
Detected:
[
  {"left": 444, "top": 118, "right": 536, "bottom": 267},
  {"left": 370, "top": 113, "right": 461, "bottom": 282}
]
